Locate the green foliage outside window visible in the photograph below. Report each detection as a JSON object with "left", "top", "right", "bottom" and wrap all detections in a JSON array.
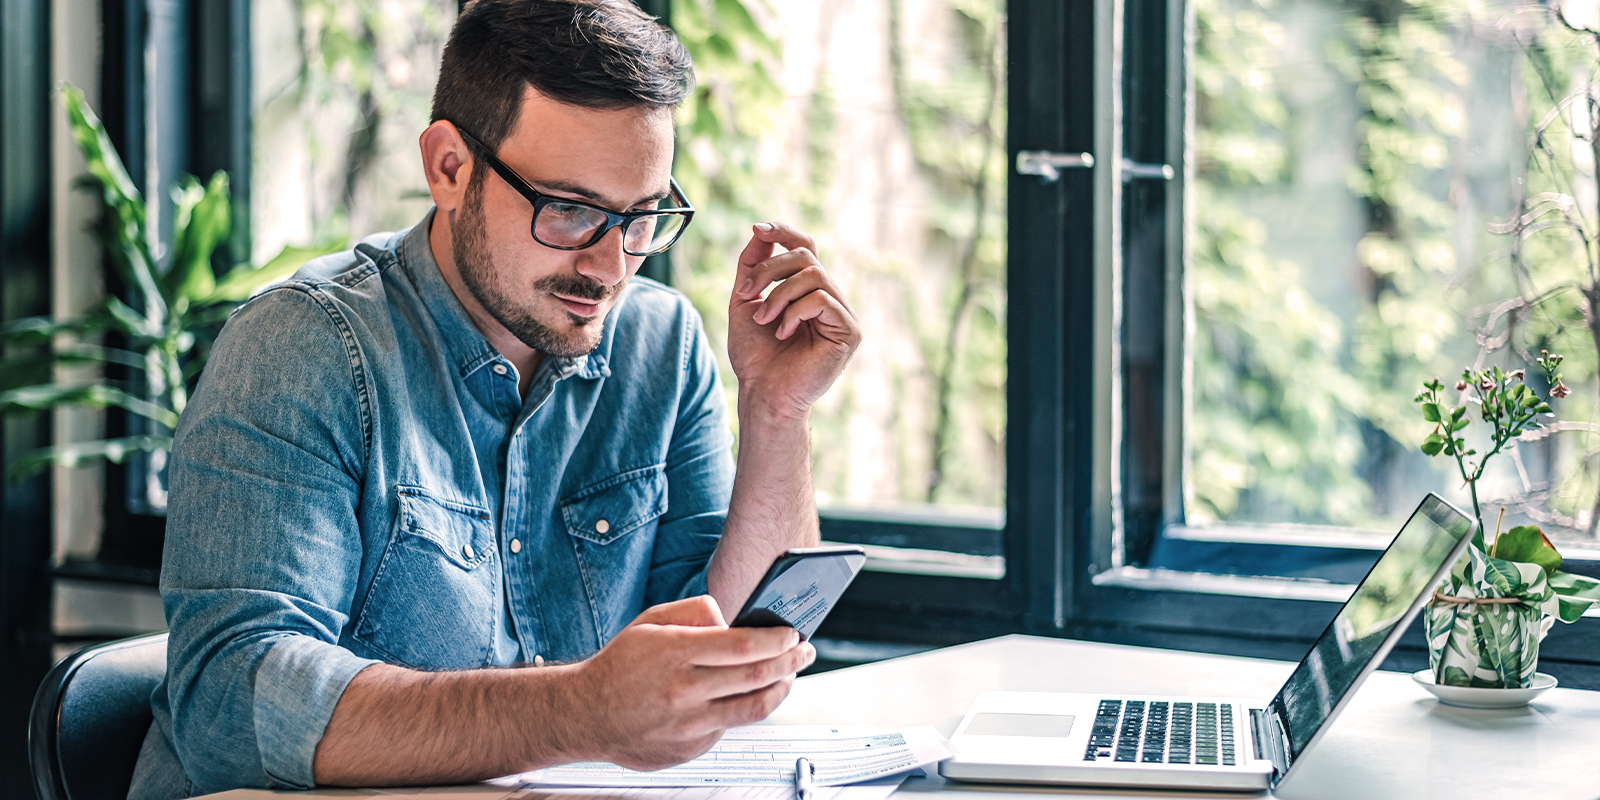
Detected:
[{"left": 1191, "top": 0, "right": 1600, "bottom": 540}]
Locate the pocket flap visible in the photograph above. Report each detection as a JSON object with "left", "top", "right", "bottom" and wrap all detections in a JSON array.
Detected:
[
  {"left": 395, "top": 486, "right": 494, "bottom": 568},
  {"left": 561, "top": 465, "right": 668, "bottom": 545}
]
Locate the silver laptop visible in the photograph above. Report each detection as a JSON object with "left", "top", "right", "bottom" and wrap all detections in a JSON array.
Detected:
[{"left": 940, "top": 493, "right": 1475, "bottom": 792}]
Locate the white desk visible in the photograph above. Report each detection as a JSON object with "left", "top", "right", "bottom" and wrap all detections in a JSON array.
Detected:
[{"left": 206, "top": 635, "right": 1600, "bottom": 799}]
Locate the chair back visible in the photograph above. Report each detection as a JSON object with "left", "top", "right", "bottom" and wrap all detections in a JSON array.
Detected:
[{"left": 30, "top": 633, "right": 168, "bottom": 800}]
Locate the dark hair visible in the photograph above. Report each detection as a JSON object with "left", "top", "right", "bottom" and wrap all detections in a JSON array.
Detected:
[{"left": 432, "top": 0, "right": 693, "bottom": 154}]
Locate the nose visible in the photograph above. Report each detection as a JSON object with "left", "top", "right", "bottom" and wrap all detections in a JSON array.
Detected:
[{"left": 573, "top": 224, "right": 636, "bottom": 288}]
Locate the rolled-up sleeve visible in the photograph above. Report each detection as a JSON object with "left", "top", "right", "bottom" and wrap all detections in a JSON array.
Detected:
[
  {"left": 645, "top": 305, "right": 735, "bottom": 605},
  {"left": 161, "top": 286, "right": 380, "bottom": 792}
]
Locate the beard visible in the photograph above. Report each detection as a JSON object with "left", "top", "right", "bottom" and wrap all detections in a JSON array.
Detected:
[{"left": 451, "top": 177, "right": 627, "bottom": 359}]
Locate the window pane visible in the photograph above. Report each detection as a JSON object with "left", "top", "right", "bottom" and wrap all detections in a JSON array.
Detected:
[
  {"left": 670, "top": 0, "right": 1007, "bottom": 525},
  {"left": 1189, "top": 0, "right": 1600, "bottom": 545}
]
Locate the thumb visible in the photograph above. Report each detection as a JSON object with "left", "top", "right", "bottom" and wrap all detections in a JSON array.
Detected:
[{"left": 631, "top": 595, "right": 728, "bottom": 629}]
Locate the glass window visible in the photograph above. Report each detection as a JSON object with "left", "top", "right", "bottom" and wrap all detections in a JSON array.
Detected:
[
  {"left": 670, "top": 0, "right": 1007, "bottom": 526},
  {"left": 1183, "top": 0, "right": 1600, "bottom": 549}
]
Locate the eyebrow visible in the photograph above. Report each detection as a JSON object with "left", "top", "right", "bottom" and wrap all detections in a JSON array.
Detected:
[{"left": 532, "top": 178, "right": 672, "bottom": 211}]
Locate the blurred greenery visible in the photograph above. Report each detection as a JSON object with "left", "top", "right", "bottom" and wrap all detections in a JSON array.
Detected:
[
  {"left": 1190, "top": 0, "right": 1600, "bottom": 541},
  {"left": 667, "top": 0, "right": 1007, "bottom": 508}
]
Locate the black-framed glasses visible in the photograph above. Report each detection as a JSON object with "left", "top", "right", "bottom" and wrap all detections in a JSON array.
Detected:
[{"left": 453, "top": 125, "right": 695, "bottom": 257}]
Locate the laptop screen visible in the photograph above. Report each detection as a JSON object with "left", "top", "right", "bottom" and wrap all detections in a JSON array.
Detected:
[{"left": 1268, "top": 494, "right": 1474, "bottom": 764}]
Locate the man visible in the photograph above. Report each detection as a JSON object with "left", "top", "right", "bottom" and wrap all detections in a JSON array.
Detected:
[{"left": 128, "top": 1, "right": 861, "bottom": 796}]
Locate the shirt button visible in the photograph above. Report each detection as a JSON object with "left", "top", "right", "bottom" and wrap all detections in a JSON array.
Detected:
[
  {"left": 510, "top": 538, "right": 522, "bottom": 554},
  {"left": 595, "top": 519, "right": 610, "bottom": 534},
  {"left": 533, "top": 654, "right": 545, "bottom": 667},
  {"left": 462, "top": 543, "right": 476, "bottom": 560},
  {"left": 493, "top": 363, "right": 508, "bottom": 375}
]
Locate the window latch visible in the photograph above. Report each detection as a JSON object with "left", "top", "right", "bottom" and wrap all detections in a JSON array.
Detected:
[
  {"left": 1016, "top": 150, "right": 1095, "bottom": 182},
  {"left": 1121, "top": 159, "right": 1175, "bottom": 182}
]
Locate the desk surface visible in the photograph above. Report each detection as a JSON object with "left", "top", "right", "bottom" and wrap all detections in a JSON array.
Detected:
[{"left": 207, "top": 635, "right": 1600, "bottom": 800}]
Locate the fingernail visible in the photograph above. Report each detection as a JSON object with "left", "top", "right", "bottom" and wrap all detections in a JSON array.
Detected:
[
  {"left": 755, "top": 222, "right": 774, "bottom": 232},
  {"left": 738, "top": 277, "right": 754, "bottom": 295},
  {"left": 791, "top": 630, "right": 802, "bottom": 646}
]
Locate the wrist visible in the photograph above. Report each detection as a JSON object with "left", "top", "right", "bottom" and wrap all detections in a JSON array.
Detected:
[
  {"left": 737, "top": 386, "right": 812, "bottom": 428},
  {"left": 523, "top": 663, "right": 596, "bottom": 765}
]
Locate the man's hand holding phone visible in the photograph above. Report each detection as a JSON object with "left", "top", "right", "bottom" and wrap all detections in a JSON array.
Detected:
[{"left": 566, "top": 595, "right": 816, "bottom": 771}]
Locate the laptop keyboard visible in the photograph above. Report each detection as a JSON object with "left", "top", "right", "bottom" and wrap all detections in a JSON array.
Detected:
[{"left": 1084, "top": 700, "right": 1236, "bottom": 767}]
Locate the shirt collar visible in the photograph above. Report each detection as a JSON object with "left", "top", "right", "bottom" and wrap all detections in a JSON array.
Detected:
[{"left": 398, "top": 208, "right": 609, "bottom": 382}]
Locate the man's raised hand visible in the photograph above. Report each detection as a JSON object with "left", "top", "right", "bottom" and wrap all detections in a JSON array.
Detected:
[
  {"left": 562, "top": 596, "right": 815, "bottom": 771},
  {"left": 728, "top": 222, "right": 862, "bottom": 421}
]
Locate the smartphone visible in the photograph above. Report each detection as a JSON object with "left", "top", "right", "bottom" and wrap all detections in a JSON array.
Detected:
[{"left": 729, "top": 545, "right": 868, "bottom": 640}]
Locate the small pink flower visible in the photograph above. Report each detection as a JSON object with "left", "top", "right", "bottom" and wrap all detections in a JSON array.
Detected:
[
  {"left": 1551, "top": 381, "right": 1572, "bottom": 399},
  {"left": 1510, "top": 369, "right": 1525, "bottom": 381},
  {"left": 1479, "top": 378, "right": 1497, "bottom": 393},
  {"left": 1455, "top": 380, "right": 1468, "bottom": 392}
]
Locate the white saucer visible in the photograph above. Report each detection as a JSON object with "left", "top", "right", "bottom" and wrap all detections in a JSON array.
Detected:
[{"left": 1411, "top": 669, "right": 1558, "bottom": 708}]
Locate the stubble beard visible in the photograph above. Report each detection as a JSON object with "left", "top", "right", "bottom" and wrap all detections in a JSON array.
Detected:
[{"left": 452, "top": 176, "right": 626, "bottom": 359}]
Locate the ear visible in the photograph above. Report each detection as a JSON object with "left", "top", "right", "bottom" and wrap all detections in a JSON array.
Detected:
[{"left": 419, "top": 120, "right": 475, "bottom": 212}]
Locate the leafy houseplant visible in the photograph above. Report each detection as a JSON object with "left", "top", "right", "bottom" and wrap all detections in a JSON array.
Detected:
[
  {"left": 0, "top": 85, "right": 335, "bottom": 482},
  {"left": 1414, "top": 355, "right": 1600, "bottom": 688}
]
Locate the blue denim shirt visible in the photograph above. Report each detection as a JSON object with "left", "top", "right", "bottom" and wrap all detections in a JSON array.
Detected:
[{"left": 129, "top": 210, "right": 734, "bottom": 798}]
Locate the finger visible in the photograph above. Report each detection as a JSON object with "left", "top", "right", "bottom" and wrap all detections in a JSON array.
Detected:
[
  {"left": 737, "top": 248, "right": 820, "bottom": 300},
  {"left": 773, "top": 290, "right": 860, "bottom": 343},
  {"left": 631, "top": 595, "right": 727, "bottom": 628},
  {"left": 751, "top": 220, "right": 819, "bottom": 257},
  {"left": 676, "top": 625, "right": 802, "bottom": 667},
  {"left": 697, "top": 641, "right": 816, "bottom": 698},
  {"left": 734, "top": 225, "right": 780, "bottom": 296},
  {"left": 753, "top": 265, "right": 849, "bottom": 326},
  {"left": 712, "top": 675, "right": 796, "bottom": 727}
]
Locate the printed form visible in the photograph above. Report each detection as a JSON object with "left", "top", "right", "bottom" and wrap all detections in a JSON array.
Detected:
[{"left": 498, "top": 725, "right": 952, "bottom": 788}]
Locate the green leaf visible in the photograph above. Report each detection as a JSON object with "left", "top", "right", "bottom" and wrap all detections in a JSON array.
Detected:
[
  {"left": 0, "top": 315, "right": 121, "bottom": 345},
  {"left": 102, "top": 296, "right": 158, "bottom": 339},
  {"left": 59, "top": 84, "right": 166, "bottom": 321},
  {"left": 1421, "top": 402, "right": 1441, "bottom": 422},
  {"left": 1491, "top": 525, "right": 1563, "bottom": 575},
  {"left": 1421, "top": 433, "right": 1445, "bottom": 456},
  {"left": 203, "top": 241, "right": 343, "bottom": 304},
  {"left": 0, "top": 383, "right": 178, "bottom": 429},
  {"left": 163, "top": 171, "right": 230, "bottom": 311},
  {"left": 7, "top": 435, "right": 172, "bottom": 481}
]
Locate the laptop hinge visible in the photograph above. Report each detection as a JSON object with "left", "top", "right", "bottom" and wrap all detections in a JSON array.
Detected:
[{"left": 1250, "top": 707, "right": 1290, "bottom": 781}]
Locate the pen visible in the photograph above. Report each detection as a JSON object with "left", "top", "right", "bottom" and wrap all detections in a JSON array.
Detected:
[{"left": 794, "top": 757, "right": 815, "bottom": 800}]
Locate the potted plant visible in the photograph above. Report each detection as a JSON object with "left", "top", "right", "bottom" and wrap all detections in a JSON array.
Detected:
[
  {"left": 1414, "top": 354, "right": 1600, "bottom": 688},
  {"left": 0, "top": 84, "right": 337, "bottom": 482}
]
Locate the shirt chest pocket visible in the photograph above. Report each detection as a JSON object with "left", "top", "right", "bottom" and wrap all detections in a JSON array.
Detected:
[
  {"left": 354, "top": 486, "right": 497, "bottom": 668},
  {"left": 560, "top": 466, "right": 668, "bottom": 643},
  {"left": 560, "top": 465, "right": 668, "bottom": 545}
]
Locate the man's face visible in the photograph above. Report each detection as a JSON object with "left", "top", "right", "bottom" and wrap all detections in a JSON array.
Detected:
[{"left": 452, "top": 88, "right": 675, "bottom": 359}]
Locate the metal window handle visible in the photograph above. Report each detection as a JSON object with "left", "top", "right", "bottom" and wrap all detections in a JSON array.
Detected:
[
  {"left": 1122, "top": 159, "right": 1174, "bottom": 182},
  {"left": 1016, "top": 150, "right": 1095, "bottom": 182}
]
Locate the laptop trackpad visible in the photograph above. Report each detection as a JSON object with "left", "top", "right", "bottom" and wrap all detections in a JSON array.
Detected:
[{"left": 963, "top": 713, "right": 1075, "bottom": 737}]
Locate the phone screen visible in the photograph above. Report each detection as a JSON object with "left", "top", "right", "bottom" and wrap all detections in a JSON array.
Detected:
[{"left": 730, "top": 546, "right": 867, "bottom": 639}]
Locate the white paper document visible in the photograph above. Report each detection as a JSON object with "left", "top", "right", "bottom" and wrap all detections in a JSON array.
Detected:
[
  {"left": 501, "top": 725, "right": 951, "bottom": 788},
  {"left": 352, "top": 774, "right": 907, "bottom": 800}
]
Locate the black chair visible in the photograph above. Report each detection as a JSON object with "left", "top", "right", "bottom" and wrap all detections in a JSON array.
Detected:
[{"left": 30, "top": 633, "right": 168, "bottom": 800}]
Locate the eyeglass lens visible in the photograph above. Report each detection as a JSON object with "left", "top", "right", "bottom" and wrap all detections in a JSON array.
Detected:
[{"left": 534, "top": 201, "right": 688, "bottom": 255}]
